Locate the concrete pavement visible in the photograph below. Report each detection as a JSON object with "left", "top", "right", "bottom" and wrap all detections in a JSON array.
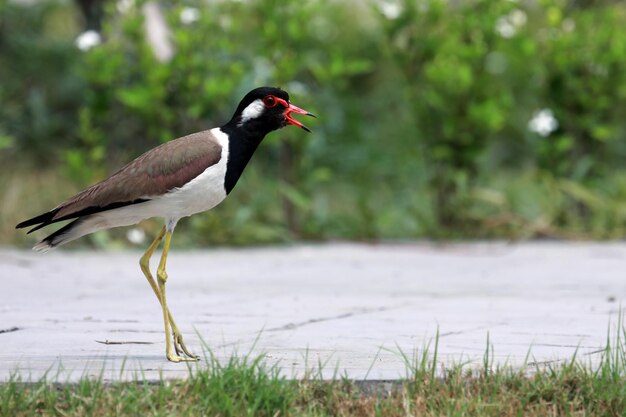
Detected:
[{"left": 1, "top": 242, "right": 625, "bottom": 382}]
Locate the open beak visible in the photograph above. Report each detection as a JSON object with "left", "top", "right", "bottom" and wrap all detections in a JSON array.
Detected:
[{"left": 284, "top": 103, "right": 317, "bottom": 133}]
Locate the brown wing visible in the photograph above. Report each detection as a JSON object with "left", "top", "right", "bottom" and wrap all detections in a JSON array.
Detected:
[{"left": 16, "top": 130, "right": 223, "bottom": 230}]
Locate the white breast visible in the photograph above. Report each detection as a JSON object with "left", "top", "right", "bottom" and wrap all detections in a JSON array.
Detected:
[
  {"left": 152, "top": 127, "right": 230, "bottom": 219},
  {"left": 81, "top": 128, "right": 230, "bottom": 233}
]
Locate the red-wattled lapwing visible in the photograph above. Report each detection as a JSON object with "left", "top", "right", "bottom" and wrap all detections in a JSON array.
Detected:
[{"left": 16, "top": 87, "right": 316, "bottom": 362}]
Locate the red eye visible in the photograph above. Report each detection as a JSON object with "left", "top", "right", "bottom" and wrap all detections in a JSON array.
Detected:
[{"left": 263, "top": 95, "right": 277, "bottom": 108}]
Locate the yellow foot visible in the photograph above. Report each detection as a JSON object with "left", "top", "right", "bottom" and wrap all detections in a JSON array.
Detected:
[
  {"left": 167, "top": 353, "right": 199, "bottom": 363},
  {"left": 172, "top": 332, "right": 199, "bottom": 360}
]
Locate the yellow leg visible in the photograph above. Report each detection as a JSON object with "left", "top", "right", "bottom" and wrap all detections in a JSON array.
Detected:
[
  {"left": 156, "top": 230, "right": 198, "bottom": 362},
  {"left": 140, "top": 227, "right": 197, "bottom": 361}
]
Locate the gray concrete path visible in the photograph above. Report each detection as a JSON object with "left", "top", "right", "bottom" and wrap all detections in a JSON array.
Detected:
[{"left": 1, "top": 242, "right": 625, "bottom": 382}]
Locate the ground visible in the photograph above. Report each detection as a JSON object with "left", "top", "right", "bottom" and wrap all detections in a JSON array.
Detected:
[{"left": 1, "top": 242, "right": 624, "bottom": 382}]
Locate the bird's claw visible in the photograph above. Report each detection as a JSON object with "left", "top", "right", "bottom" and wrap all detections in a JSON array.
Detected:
[
  {"left": 167, "top": 353, "right": 198, "bottom": 363},
  {"left": 171, "top": 331, "right": 199, "bottom": 361}
]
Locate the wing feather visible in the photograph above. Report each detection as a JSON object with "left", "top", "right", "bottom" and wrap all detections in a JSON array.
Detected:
[{"left": 16, "top": 129, "right": 223, "bottom": 230}]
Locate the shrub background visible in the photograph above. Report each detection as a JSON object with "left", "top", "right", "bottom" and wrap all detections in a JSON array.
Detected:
[{"left": 2, "top": 0, "right": 626, "bottom": 248}]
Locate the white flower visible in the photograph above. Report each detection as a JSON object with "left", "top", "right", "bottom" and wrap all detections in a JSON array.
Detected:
[
  {"left": 180, "top": 7, "right": 200, "bottom": 25},
  {"left": 562, "top": 19, "right": 576, "bottom": 32},
  {"left": 117, "top": 0, "right": 134, "bottom": 14},
  {"left": 126, "top": 228, "right": 146, "bottom": 245},
  {"left": 528, "top": 109, "right": 559, "bottom": 137},
  {"left": 496, "top": 18, "right": 515, "bottom": 38},
  {"left": 509, "top": 10, "right": 527, "bottom": 27},
  {"left": 495, "top": 9, "right": 527, "bottom": 38},
  {"left": 75, "top": 30, "right": 101, "bottom": 51},
  {"left": 378, "top": 0, "right": 402, "bottom": 20}
]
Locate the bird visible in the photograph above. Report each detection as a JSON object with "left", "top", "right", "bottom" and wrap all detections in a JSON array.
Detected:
[{"left": 15, "top": 86, "right": 316, "bottom": 362}]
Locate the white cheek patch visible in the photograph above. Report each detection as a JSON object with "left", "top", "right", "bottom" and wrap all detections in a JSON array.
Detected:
[{"left": 239, "top": 99, "right": 265, "bottom": 126}]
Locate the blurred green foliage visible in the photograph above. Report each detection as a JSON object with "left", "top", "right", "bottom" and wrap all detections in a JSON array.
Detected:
[
  {"left": 2, "top": 0, "right": 626, "bottom": 247},
  {"left": 0, "top": 0, "right": 83, "bottom": 161}
]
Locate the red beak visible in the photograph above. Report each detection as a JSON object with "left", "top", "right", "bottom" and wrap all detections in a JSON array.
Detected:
[
  {"left": 275, "top": 98, "right": 317, "bottom": 132},
  {"left": 284, "top": 103, "right": 317, "bottom": 133}
]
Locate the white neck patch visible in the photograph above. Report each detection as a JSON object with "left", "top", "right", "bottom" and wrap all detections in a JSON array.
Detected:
[{"left": 238, "top": 99, "right": 265, "bottom": 126}]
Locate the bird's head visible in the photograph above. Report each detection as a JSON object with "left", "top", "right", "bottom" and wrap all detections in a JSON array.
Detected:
[{"left": 227, "top": 87, "right": 316, "bottom": 137}]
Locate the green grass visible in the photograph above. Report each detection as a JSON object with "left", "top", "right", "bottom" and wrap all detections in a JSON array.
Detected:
[{"left": 3, "top": 323, "right": 626, "bottom": 417}]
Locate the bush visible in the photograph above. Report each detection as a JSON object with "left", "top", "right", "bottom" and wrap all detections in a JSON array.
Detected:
[
  {"left": 74, "top": 0, "right": 380, "bottom": 244},
  {"left": 537, "top": 3, "right": 626, "bottom": 179},
  {"left": 0, "top": 0, "right": 85, "bottom": 162},
  {"left": 378, "top": 0, "right": 542, "bottom": 231},
  {"left": 3, "top": 0, "right": 626, "bottom": 246},
  {"left": 377, "top": 0, "right": 626, "bottom": 235}
]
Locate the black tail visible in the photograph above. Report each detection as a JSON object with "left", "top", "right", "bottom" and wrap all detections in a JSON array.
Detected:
[
  {"left": 16, "top": 199, "right": 149, "bottom": 235},
  {"left": 32, "top": 218, "right": 85, "bottom": 252},
  {"left": 15, "top": 208, "right": 61, "bottom": 234}
]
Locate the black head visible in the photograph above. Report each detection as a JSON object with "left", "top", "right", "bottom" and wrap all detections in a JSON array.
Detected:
[
  {"left": 219, "top": 87, "right": 317, "bottom": 195},
  {"left": 224, "top": 86, "right": 316, "bottom": 137}
]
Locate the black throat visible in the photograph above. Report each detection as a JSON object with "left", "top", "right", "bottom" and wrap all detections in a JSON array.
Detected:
[{"left": 219, "top": 123, "right": 267, "bottom": 194}]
